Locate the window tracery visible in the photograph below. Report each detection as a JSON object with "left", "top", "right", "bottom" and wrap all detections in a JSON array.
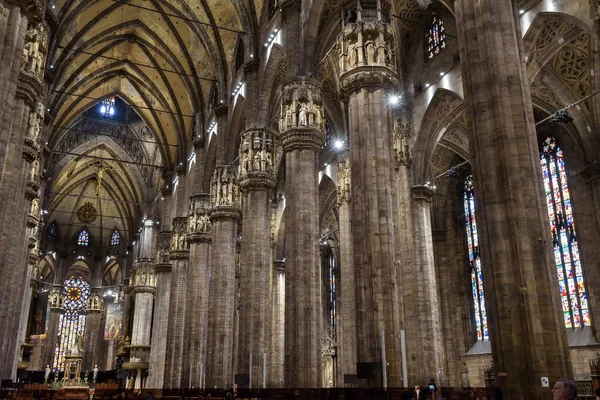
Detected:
[
  {"left": 464, "top": 175, "right": 488, "bottom": 340},
  {"left": 426, "top": 15, "right": 446, "bottom": 59},
  {"left": 48, "top": 222, "right": 58, "bottom": 241},
  {"left": 100, "top": 97, "right": 115, "bottom": 117},
  {"left": 540, "top": 136, "right": 590, "bottom": 328},
  {"left": 110, "top": 230, "right": 120, "bottom": 246}
]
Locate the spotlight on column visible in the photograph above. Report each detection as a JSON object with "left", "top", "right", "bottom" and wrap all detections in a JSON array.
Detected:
[{"left": 334, "top": 140, "right": 344, "bottom": 150}]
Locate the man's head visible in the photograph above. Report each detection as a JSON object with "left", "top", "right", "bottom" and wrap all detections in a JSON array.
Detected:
[{"left": 552, "top": 379, "right": 577, "bottom": 400}]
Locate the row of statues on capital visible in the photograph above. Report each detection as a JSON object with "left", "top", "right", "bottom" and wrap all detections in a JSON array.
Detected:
[
  {"left": 210, "top": 168, "right": 240, "bottom": 207},
  {"left": 131, "top": 266, "right": 156, "bottom": 287},
  {"left": 189, "top": 209, "right": 211, "bottom": 235},
  {"left": 279, "top": 100, "right": 324, "bottom": 132},
  {"left": 338, "top": 35, "right": 395, "bottom": 72},
  {"left": 21, "top": 24, "right": 48, "bottom": 79},
  {"left": 239, "top": 132, "right": 275, "bottom": 175},
  {"left": 171, "top": 220, "right": 188, "bottom": 251}
]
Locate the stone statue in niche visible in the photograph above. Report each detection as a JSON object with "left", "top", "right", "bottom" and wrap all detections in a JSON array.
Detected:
[
  {"left": 253, "top": 152, "right": 261, "bottom": 171},
  {"left": 22, "top": 25, "right": 47, "bottom": 78},
  {"left": 286, "top": 106, "right": 294, "bottom": 128},
  {"left": 365, "top": 39, "right": 376, "bottom": 64},
  {"left": 298, "top": 103, "right": 309, "bottom": 126},
  {"left": 241, "top": 138, "right": 251, "bottom": 174},
  {"left": 30, "top": 197, "right": 40, "bottom": 217},
  {"left": 348, "top": 42, "right": 358, "bottom": 66},
  {"left": 313, "top": 104, "right": 322, "bottom": 128}
]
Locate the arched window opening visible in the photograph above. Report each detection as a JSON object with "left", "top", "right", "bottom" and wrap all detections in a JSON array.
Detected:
[
  {"left": 464, "top": 175, "right": 488, "bottom": 340},
  {"left": 540, "top": 136, "right": 590, "bottom": 328},
  {"left": 48, "top": 222, "right": 58, "bottom": 241},
  {"left": 110, "top": 230, "right": 120, "bottom": 246},
  {"left": 322, "top": 244, "right": 337, "bottom": 337},
  {"left": 77, "top": 230, "right": 89, "bottom": 246},
  {"left": 52, "top": 276, "right": 90, "bottom": 371},
  {"left": 100, "top": 97, "right": 115, "bottom": 117},
  {"left": 426, "top": 14, "right": 446, "bottom": 59}
]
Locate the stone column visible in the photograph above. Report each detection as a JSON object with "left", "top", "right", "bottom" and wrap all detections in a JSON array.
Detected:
[
  {"left": 236, "top": 129, "right": 275, "bottom": 388},
  {"left": 410, "top": 186, "right": 443, "bottom": 383},
  {"left": 83, "top": 288, "right": 103, "bottom": 371},
  {"left": 184, "top": 194, "right": 212, "bottom": 389},
  {"left": 279, "top": 78, "right": 324, "bottom": 388},
  {"left": 455, "top": 0, "right": 571, "bottom": 397},
  {"left": 164, "top": 217, "right": 189, "bottom": 388},
  {"left": 42, "top": 284, "right": 63, "bottom": 368},
  {"left": 335, "top": 156, "right": 356, "bottom": 386},
  {"left": 338, "top": 16, "right": 403, "bottom": 386},
  {"left": 269, "top": 260, "right": 285, "bottom": 387},
  {"left": 146, "top": 231, "right": 172, "bottom": 389},
  {"left": 206, "top": 166, "right": 240, "bottom": 389}
]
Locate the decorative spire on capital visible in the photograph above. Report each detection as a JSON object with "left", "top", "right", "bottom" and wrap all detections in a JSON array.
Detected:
[
  {"left": 188, "top": 194, "right": 212, "bottom": 244},
  {"left": 239, "top": 129, "right": 276, "bottom": 190},
  {"left": 279, "top": 78, "right": 326, "bottom": 151},
  {"left": 338, "top": 4, "right": 399, "bottom": 97}
]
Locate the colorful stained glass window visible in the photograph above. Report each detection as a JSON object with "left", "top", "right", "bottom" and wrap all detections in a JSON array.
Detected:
[
  {"left": 52, "top": 276, "right": 90, "bottom": 371},
  {"left": 100, "top": 97, "right": 115, "bottom": 117},
  {"left": 540, "top": 137, "right": 590, "bottom": 328},
  {"left": 48, "top": 222, "right": 58, "bottom": 241},
  {"left": 77, "top": 230, "right": 89, "bottom": 246},
  {"left": 464, "top": 176, "right": 488, "bottom": 340},
  {"left": 426, "top": 15, "right": 446, "bottom": 59},
  {"left": 329, "top": 251, "right": 337, "bottom": 331},
  {"left": 110, "top": 230, "right": 120, "bottom": 246}
]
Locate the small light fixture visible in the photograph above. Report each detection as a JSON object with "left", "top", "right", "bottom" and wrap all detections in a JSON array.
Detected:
[
  {"left": 519, "top": 9, "right": 524, "bottom": 14},
  {"left": 389, "top": 95, "right": 400, "bottom": 105},
  {"left": 425, "top": 83, "right": 431, "bottom": 88},
  {"left": 439, "top": 72, "right": 445, "bottom": 77},
  {"left": 334, "top": 140, "right": 344, "bottom": 150}
]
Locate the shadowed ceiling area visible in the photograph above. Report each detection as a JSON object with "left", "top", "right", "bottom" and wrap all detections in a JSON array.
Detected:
[{"left": 45, "top": 0, "right": 262, "bottom": 247}]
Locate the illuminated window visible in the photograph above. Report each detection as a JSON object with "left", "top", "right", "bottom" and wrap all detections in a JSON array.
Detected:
[
  {"left": 110, "top": 231, "right": 120, "bottom": 246},
  {"left": 77, "top": 230, "right": 89, "bottom": 246},
  {"left": 100, "top": 97, "right": 115, "bottom": 117},
  {"left": 540, "top": 136, "right": 590, "bottom": 328},
  {"left": 48, "top": 222, "right": 58, "bottom": 241},
  {"left": 426, "top": 15, "right": 446, "bottom": 59},
  {"left": 464, "top": 175, "right": 488, "bottom": 340},
  {"left": 52, "top": 276, "right": 90, "bottom": 371}
]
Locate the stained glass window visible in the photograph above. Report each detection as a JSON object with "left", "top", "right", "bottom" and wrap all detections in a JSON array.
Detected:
[
  {"left": 464, "top": 176, "right": 488, "bottom": 340},
  {"left": 110, "top": 230, "right": 120, "bottom": 246},
  {"left": 48, "top": 222, "right": 58, "bottom": 241},
  {"left": 540, "top": 137, "right": 590, "bottom": 328},
  {"left": 329, "top": 251, "right": 337, "bottom": 331},
  {"left": 52, "top": 276, "right": 90, "bottom": 371},
  {"left": 100, "top": 97, "right": 115, "bottom": 117},
  {"left": 77, "top": 230, "right": 89, "bottom": 246},
  {"left": 426, "top": 15, "right": 446, "bottom": 59}
]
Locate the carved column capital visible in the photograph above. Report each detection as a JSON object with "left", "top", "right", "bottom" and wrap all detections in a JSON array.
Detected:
[
  {"left": 412, "top": 185, "right": 435, "bottom": 202},
  {"left": 130, "top": 258, "right": 156, "bottom": 292},
  {"left": 4, "top": 0, "right": 45, "bottom": 22},
  {"left": 188, "top": 194, "right": 212, "bottom": 244},
  {"left": 86, "top": 288, "right": 104, "bottom": 312},
  {"left": 239, "top": 129, "right": 276, "bottom": 190},
  {"left": 338, "top": 21, "right": 399, "bottom": 98},
  {"left": 155, "top": 230, "right": 172, "bottom": 266},
  {"left": 210, "top": 166, "right": 241, "bottom": 219},
  {"left": 170, "top": 217, "right": 188, "bottom": 251}
]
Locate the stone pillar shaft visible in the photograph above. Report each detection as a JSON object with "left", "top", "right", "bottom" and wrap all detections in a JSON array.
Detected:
[
  {"left": 164, "top": 217, "right": 189, "bottom": 388},
  {"left": 336, "top": 157, "right": 356, "bottom": 386},
  {"left": 206, "top": 166, "right": 240, "bottom": 389},
  {"left": 280, "top": 78, "right": 324, "bottom": 388},
  {"left": 184, "top": 194, "right": 212, "bottom": 389},
  {"left": 236, "top": 129, "right": 275, "bottom": 388},
  {"left": 455, "top": 0, "right": 571, "bottom": 397},
  {"left": 269, "top": 260, "right": 285, "bottom": 387}
]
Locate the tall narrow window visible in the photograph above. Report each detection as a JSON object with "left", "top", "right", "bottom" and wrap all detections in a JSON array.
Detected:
[
  {"left": 110, "top": 230, "right": 120, "bottom": 246},
  {"left": 540, "top": 137, "right": 590, "bottom": 328},
  {"left": 464, "top": 175, "right": 488, "bottom": 340},
  {"left": 77, "top": 230, "right": 89, "bottom": 246},
  {"left": 52, "top": 276, "right": 90, "bottom": 371},
  {"left": 48, "top": 222, "right": 58, "bottom": 241},
  {"left": 426, "top": 15, "right": 446, "bottom": 59},
  {"left": 329, "top": 251, "right": 337, "bottom": 332}
]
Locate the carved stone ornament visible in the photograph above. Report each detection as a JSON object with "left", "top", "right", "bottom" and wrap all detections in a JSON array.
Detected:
[
  {"left": 393, "top": 110, "right": 414, "bottom": 168},
  {"left": 77, "top": 202, "right": 97, "bottom": 223},
  {"left": 86, "top": 288, "right": 104, "bottom": 312},
  {"left": 170, "top": 217, "right": 189, "bottom": 257},
  {"left": 49, "top": 285, "right": 63, "bottom": 309},
  {"left": 337, "top": 156, "right": 351, "bottom": 205},
  {"left": 155, "top": 231, "right": 172, "bottom": 267},
  {"left": 210, "top": 166, "right": 241, "bottom": 213},
  {"left": 188, "top": 194, "right": 212, "bottom": 244},
  {"left": 130, "top": 259, "right": 156, "bottom": 291},
  {"left": 338, "top": 19, "right": 400, "bottom": 98},
  {"left": 4, "top": 0, "right": 45, "bottom": 21},
  {"left": 239, "top": 129, "right": 276, "bottom": 190},
  {"left": 412, "top": 185, "right": 434, "bottom": 202},
  {"left": 279, "top": 78, "right": 326, "bottom": 135}
]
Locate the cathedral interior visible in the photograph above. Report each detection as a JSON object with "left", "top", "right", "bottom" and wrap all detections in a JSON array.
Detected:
[{"left": 1, "top": 0, "right": 600, "bottom": 399}]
